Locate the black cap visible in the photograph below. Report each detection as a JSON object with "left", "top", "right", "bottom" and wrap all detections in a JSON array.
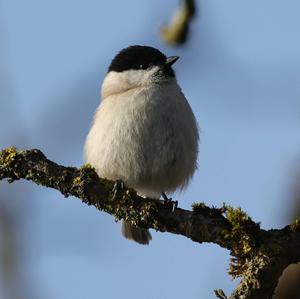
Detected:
[{"left": 108, "top": 45, "right": 177, "bottom": 77}]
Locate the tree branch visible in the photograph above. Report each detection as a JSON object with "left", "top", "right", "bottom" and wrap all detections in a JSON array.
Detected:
[
  {"left": 160, "top": 0, "right": 196, "bottom": 46},
  {"left": 1, "top": 147, "right": 300, "bottom": 299}
]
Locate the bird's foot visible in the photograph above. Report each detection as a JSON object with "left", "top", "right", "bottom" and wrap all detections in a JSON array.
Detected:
[
  {"left": 112, "top": 179, "right": 124, "bottom": 200},
  {"left": 162, "top": 192, "right": 178, "bottom": 212}
]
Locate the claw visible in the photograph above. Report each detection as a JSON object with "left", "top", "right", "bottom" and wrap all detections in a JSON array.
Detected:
[
  {"left": 162, "top": 192, "right": 178, "bottom": 212},
  {"left": 112, "top": 179, "right": 124, "bottom": 200}
]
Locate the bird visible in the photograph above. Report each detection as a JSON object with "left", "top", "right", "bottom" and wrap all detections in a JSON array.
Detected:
[{"left": 84, "top": 45, "right": 199, "bottom": 245}]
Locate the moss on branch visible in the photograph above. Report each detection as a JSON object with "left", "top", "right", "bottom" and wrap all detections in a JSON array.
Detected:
[{"left": 1, "top": 147, "right": 300, "bottom": 299}]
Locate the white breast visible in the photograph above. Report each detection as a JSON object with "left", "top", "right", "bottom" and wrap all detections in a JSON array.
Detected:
[{"left": 84, "top": 80, "right": 199, "bottom": 198}]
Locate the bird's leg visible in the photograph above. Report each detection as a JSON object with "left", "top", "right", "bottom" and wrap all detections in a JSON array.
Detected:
[
  {"left": 162, "top": 192, "right": 178, "bottom": 212},
  {"left": 112, "top": 179, "right": 124, "bottom": 200}
]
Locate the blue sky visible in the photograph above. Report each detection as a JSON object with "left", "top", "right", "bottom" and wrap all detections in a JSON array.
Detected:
[{"left": 1, "top": 1, "right": 300, "bottom": 298}]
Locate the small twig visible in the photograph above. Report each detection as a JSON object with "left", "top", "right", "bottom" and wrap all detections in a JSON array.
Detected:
[{"left": 160, "top": 0, "right": 196, "bottom": 46}]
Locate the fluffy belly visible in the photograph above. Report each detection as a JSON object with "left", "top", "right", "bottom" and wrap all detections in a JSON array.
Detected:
[{"left": 84, "top": 86, "right": 198, "bottom": 196}]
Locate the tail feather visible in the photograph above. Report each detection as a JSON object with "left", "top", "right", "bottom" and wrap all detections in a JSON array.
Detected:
[{"left": 121, "top": 221, "right": 152, "bottom": 245}]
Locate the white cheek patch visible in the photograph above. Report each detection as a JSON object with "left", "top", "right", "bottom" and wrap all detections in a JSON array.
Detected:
[
  {"left": 123, "top": 69, "right": 146, "bottom": 86},
  {"left": 101, "top": 67, "right": 160, "bottom": 99}
]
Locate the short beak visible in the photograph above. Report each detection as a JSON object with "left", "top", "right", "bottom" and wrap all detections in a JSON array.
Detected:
[{"left": 165, "top": 56, "right": 179, "bottom": 67}]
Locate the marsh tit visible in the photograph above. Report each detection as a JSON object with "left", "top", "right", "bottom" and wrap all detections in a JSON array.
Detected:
[{"left": 84, "top": 45, "right": 199, "bottom": 245}]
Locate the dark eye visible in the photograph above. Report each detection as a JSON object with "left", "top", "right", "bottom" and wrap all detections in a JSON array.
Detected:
[{"left": 139, "top": 63, "right": 152, "bottom": 70}]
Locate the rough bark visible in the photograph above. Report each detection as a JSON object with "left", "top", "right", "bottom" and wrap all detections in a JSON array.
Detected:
[{"left": 1, "top": 147, "right": 300, "bottom": 299}]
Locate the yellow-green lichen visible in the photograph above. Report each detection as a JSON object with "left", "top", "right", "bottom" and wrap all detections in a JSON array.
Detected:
[
  {"left": 79, "top": 164, "right": 100, "bottom": 184},
  {"left": 224, "top": 206, "right": 258, "bottom": 257},
  {"left": 108, "top": 188, "right": 158, "bottom": 230},
  {"left": 0, "top": 147, "right": 18, "bottom": 167},
  {"left": 226, "top": 206, "right": 249, "bottom": 227},
  {"left": 290, "top": 217, "right": 300, "bottom": 232},
  {"left": 223, "top": 207, "right": 262, "bottom": 277},
  {"left": 81, "top": 163, "right": 93, "bottom": 170},
  {"left": 73, "top": 176, "right": 81, "bottom": 185},
  {"left": 67, "top": 164, "right": 101, "bottom": 201}
]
